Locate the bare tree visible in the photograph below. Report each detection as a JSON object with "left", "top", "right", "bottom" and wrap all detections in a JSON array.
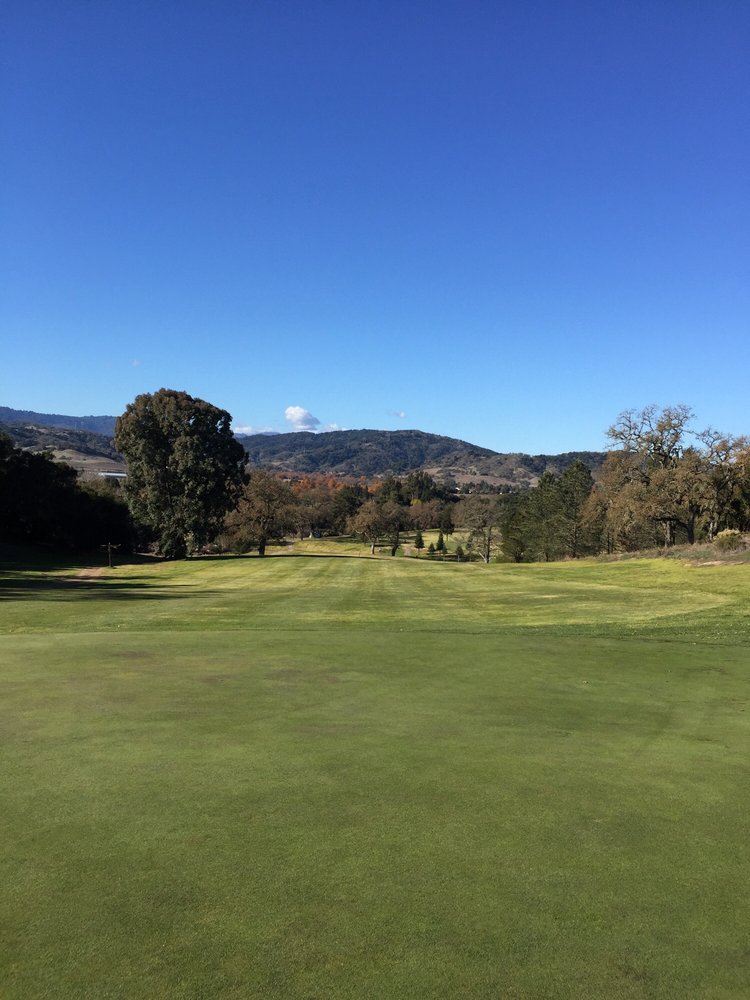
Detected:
[{"left": 455, "top": 494, "right": 503, "bottom": 563}]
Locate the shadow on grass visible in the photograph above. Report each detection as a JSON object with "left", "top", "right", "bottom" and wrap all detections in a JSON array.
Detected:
[
  {"left": 0, "top": 543, "right": 162, "bottom": 574},
  {"left": 0, "top": 574, "right": 219, "bottom": 602}
]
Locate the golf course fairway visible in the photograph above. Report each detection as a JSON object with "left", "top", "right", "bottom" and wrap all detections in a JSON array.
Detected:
[{"left": 1, "top": 550, "right": 748, "bottom": 999}]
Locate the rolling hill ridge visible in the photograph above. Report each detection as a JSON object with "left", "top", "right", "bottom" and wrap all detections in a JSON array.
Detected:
[
  {"left": 238, "top": 428, "right": 606, "bottom": 485},
  {"left": 0, "top": 406, "right": 116, "bottom": 436},
  {"left": 1, "top": 406, "right": 606, "bottom": 486}
]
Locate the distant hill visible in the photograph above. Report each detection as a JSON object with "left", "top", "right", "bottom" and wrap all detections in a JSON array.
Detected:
[
  {"left": 0, "top": 422, "right": 119, "bottom": 459},
  {"left": 1, "top": 407, "right": 606, "bottom": 486},
  {"left": 0, "top": 406, "right": 116, "bottom": 436},
  {"left": 238, "top": 428, "right": 606, "bottom": 486},
  {"left": 0, "top": 421, "right": 125, "bottom": 478}
]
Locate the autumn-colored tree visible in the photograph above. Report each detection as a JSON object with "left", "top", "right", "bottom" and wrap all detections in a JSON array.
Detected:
[
  {"left": 349, "top": 499, "right": 404, "bottom": 555},
  {"left": 224, "top": 471, "right": 297, "bottom": 556},
  {"left": 408, "top": 498, "right": 442, "bottom": 530},
  {"left": 292, "top": 478, "right": 336, "bottom": 538},
  {"left": 349, "top": 499, "right": 388, "bottom": 555},
  {"left": 697, "top": 430, "right": 750, "bottom": 538},
  {"left": 605, "top": 405, "right": 750, "bottom": 546}
]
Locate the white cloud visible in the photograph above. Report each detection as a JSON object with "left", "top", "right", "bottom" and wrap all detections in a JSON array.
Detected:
[
  {"left": 131, "top": 359, "right": 142, "bottom": 368},
  {"left": 234, "top": 407, "right": 340, "bottom": 437},
  {"left": 285, "top": 405, "right": 321, "bottom": 432},
  {"left": 388, "top": 409, "right": 407, "bottom": 419}
]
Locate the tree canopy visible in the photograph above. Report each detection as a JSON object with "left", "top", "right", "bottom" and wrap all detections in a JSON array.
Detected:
[
  {"left": 603, "top": 405, "right": 749, "bottom": 548},
  {"left": 223, "top": 471, "right": 297, "bottom": 556},
  {"left": 114, "top": 389, "right": 247, "bottom": 558}
]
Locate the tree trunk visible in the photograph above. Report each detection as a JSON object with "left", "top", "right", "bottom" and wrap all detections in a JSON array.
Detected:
[{"left": 686, "top": 516, "right": 696, "bottom": 545}]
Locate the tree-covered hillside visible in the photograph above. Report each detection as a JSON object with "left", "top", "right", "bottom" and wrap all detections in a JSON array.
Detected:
[
  {"left": 239, "top": 428, "right": 605, "bottom": 485},
  {"left": 1, "top": 413, "right": 606, "bottom": 487}
]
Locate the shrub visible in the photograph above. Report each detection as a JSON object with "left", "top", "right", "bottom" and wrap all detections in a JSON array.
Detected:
[{"left": 714, "top": 529, "right": 745, "bottom": 552}]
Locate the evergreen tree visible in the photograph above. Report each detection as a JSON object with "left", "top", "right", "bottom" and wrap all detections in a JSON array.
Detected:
[
  {"left": 557, "top": 461, "right": 597, "bottom": 557},
  {"left": 439, "top": 505, "right": 455, "bottom": 536},
  {"left": 499, "top": 493, "right": 529, "bottom": 562},
  {"left": 524, "top": 473, "right": 565, "bottom": 561}
]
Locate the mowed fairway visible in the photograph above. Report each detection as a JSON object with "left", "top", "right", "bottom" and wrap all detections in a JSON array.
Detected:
[{"left": 1, "top": 552, "right": 749, "bottom": 999}]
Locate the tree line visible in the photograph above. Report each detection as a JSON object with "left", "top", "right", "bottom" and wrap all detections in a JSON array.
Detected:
[
  {"left": 458, "top": 406, "right": 750, "bottom": 562},
  {"left": 0, "top": 430, "right": 131, "bottom": 551},
  {"left": 115, "top": 394, "right": 750, "bottom": 560},
  {"left": 3, "top": 390, "right": 748, "bottom": 560}
]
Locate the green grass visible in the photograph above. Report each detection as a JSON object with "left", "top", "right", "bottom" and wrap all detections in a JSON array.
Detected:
[{"left": 1, "top": 548, "right": 749, "bottom": 998}]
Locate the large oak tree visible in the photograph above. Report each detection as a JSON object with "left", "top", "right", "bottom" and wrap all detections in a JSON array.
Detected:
[{"left": 114, "top": 389, "right": 247, "bottom": 558}]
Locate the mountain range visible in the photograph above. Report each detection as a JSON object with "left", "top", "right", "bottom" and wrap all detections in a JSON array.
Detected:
[
  {"left": 1, "top": 406, "right": 606, "bottom": 486},
  {"left": 0, "top": 406, "right": 117, "bottom": 436},
  {"left": 238, "top": 429, "right": 605, "bottom": 485}
]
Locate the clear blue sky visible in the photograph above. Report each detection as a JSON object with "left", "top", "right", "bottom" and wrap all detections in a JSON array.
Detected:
[{"left": 2, "top": 1, "right": 748, "bottom": 452}]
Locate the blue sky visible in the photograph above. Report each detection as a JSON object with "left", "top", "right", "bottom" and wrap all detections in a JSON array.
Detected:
[{"left": 2, "top": 1, "right": 748, "bottom": 453}]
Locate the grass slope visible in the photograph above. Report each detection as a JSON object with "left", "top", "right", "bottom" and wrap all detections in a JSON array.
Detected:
[{"left": 1, "top": 550, "right": 748, "bottom": 999}]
